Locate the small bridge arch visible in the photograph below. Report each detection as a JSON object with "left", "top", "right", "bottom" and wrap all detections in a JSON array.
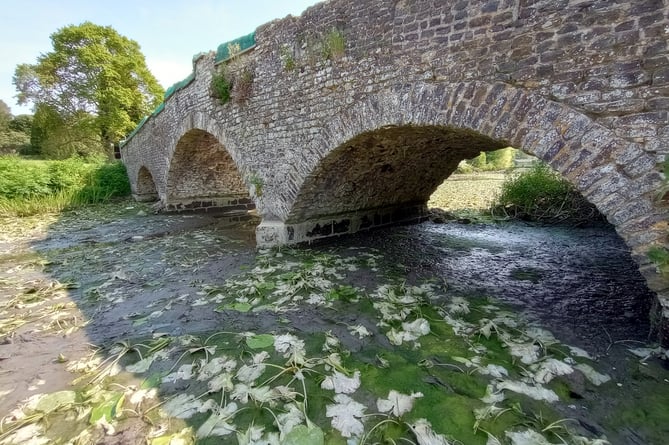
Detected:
[
  {"left": 162, "top": 113, "right": 256, "bottom": 214},
  {"left": 134, "top": 166, "right": 158, "bottom": 202}
]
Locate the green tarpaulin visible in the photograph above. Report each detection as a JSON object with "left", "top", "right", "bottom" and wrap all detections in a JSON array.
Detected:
[{"left": 215, "top": 32, "right": 256, "bottom": 63}]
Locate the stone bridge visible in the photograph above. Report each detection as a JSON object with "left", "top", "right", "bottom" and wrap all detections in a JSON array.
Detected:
[{"left": 121, "top": 0, "right": 669, "bottom": 344}]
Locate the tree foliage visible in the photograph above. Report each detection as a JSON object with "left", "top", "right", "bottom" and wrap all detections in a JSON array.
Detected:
[
  {"left": 0, "top": 100, "right": 31, "bottom": 154},
  {"left": 13, "top": 22, "right": 163, "bottom": 156},
  {"left": 0, "top": 100, "right": 11, "bottom": 130}
]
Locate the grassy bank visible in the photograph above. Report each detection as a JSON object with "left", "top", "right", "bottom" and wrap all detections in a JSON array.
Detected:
[{"left": 0, "top": 156, "right": 130, "bottom": 217}]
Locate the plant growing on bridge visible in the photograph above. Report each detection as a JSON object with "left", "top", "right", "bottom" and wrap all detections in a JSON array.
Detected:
[
  {"left": 249, "top": 174, "right": 264, "bottom": 197},
  {"left": 280, "top": 44, "right": 297, "bottom": 71},
  {"left": 211, "top": 42, "right": 255, "bottom": 105},
  {"left": 211, "top": 69, "right": 232, "bottom": 104},
  {"left": 321, "top": 28, "right": 346, "bottom": 61}
]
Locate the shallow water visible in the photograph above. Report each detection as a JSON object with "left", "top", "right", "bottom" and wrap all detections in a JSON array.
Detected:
[
  {"left": 335, "top": 220, "right": 654, "bottom": 354},
  {"left": 1, "top": 208, "right": 666, "bottom": 444}
]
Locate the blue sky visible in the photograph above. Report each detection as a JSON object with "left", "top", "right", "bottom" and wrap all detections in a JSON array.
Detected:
[{"left": 0, "top": 0, "right": 321, "bottom": 115}]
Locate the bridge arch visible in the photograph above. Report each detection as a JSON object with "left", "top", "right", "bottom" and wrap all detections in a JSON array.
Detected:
[
  {"left": 164, "top": 113, "right": 255, "bottom": 213},
  {"left": 261, "top": 82, "right": 663, "bottom": 255},
  {"left": 133, "top": 166, "right": 158, "bottom": 202}
]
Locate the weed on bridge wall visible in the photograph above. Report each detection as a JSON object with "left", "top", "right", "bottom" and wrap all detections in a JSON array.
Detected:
[{"left": 211, "top": 43, "right": 255, "bottom": 106}]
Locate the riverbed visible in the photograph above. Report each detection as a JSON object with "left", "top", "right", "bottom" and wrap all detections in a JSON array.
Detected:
[{"left": 0, "top": 202, "right": 667, "bottom": 445}]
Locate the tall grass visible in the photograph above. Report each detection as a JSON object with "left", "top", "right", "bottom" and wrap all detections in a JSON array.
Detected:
[
  {"left": 491, "top": 163, "right": 604, "bottom": 225},
  {"left": 0, "top": 156, "right": 131, "bottom": 217}
]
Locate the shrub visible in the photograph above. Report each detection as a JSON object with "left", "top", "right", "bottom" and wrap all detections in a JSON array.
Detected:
[
  {"left": 491, "top": 163, "right": 604, "bottom": 225},
  {"left": 211, "top": 70, "right": 232, "bottom": 104},
  {"left": 0, "top": 156, "right": 131, "bottom": 216},
  {"left": 0, "top": 157, "right": 53, "bottom": 199},
  {"left": 322, "top": 28, "right": 346, "bottom": 61}
]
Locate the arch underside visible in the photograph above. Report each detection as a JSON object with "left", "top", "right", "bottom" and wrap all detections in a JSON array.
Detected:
[
  {"left": 165, "top": 129, "right": 254, "bottom": 213},
  {"left": 270, "top": 125, "right": 507, "bottom": 243}
]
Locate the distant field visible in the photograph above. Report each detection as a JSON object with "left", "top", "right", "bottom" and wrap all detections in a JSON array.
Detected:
[{"left": 428, "top": 172, "right": 507, "bottom": 211}]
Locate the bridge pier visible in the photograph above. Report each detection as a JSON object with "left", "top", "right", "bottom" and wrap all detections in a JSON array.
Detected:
[{"left": 256, "top": 203, "right": 429, "bottom": 247}]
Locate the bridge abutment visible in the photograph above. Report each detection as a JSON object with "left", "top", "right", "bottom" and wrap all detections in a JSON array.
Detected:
[
  {"left": 164, "top": 195, "right": 255, "bottom": 214},
  {"left": 257, "top": 203, "right": 428, "bottom": 247}
]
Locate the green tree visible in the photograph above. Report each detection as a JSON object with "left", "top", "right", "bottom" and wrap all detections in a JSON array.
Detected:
[
  {"left": 8, "top": 114, "right": 33, "bottom": 135},
  {"left": 0, "top": 99, "right": 11, "bottom": 130},
  {"left": 30, "top": 104, "right": 100, "bottom": 159},
  {"left": 13, "top": 22, "right": 163, "bottom": 157}
]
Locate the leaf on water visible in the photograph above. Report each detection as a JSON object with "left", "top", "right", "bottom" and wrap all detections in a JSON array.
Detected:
[
  {"left": 129, "top": 388, "right": 157, "bottom": 405},
  {"left": 481, "top": 384, "right": 505, "bottom": 404},
  {"left": 126, "top": 356, "right": 154, "bottom": 373},
  {"left": 320, "top": 370, "right": 361, "bottom": 394},
  {"left": 196, "top": 402, "right": 238, "bottom": 438},
  {"left": 150, "top": 427, "right": 196, "bottom": 445},
  {"left": 208, "top": 373, "right": 234, "bottom": 393},
  {"left": 567, "top": 345, "right": 593, "bottom": 359},
  {"left": 574, "top": 363, "right": 611, "bottom": 386},
  {"left": 274, "top": 333, "right": 307, "bottom": 363},
  {"left": 325, "top": 394, "right": 366, "bottom": 438},
  {"left": 1, "top": 423, "right": 49, "bottom": 445},
  {"left": 237, "top": 425, "right": 274, "bottom": 445},
  {"left": 236, "top": 363, "right": 267, "bottom": 384},
  {"left": 131, "top": 316, "right": 149, "bottom": 327},
  {"left": 505, "top": 429, "right": 555, "bottom": 445},
  {"left": 277, "top": 403, "right": 305, "bottom": 435},
  {"left": 478, "top": 364, "right": 509, "bottom": 378},
  {"left": 447, "top": 296, "right": 470, "bottom": 315},
  {"left": 162, "top": 394, "right": 208, "bottom": 419},
  {"left": 478, "top": 319, "right": 495, "bottom": 339},
  {"left": 523, "top": 327, "right": 557, "bottom": 345},
  {"left": 162, "top": 364, "right": 194, "bottom": 383},
  {"left": 90, "top": 392, "right": 125, "bottom": 425},
  {"left": 530, "top": 358, "right": 573, "bottom": 384},
  {"left": 571, "top": 435, "right": 611, "bottom": 445},
  {"left": 506, "top": 341, "right": 541, "bottom": 365},
  {"left": 474, "top": 404, "right": 505, "bottom": 421},
  {"left": 198, "top": 356, "right": 237, "bottom": 381},
  {"left": 409, "top": 418, "right": 451, "bottom": 445},
  {"left": 376, "top": 390, "right": 423, "bottom": 417},
  {"left": 348, "top": 324, "right": 371, "bottom": 339},
  {"left": 627, "top": 347, "right": 661, "bottom": 360},
  {"left": 34, "top": 390, "right": 77, "bottom": 413},
  {"left": 246, "top": 334, "right": 275, "bottom": 349},
  {"left": 496, "top": 380, "right": 559, "bottom": 403},
  {"left": 281, "top": 424, "right": 325, "bottom": 445}
]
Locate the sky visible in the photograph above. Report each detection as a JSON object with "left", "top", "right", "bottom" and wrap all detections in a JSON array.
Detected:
[{"left": 0, "top": 0, "right": 322, "bottom": 115}]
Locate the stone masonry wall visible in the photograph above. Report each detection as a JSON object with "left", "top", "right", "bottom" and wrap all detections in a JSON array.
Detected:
[{"left": 121, "top": 0, "right": 669, "bottom": 343}]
